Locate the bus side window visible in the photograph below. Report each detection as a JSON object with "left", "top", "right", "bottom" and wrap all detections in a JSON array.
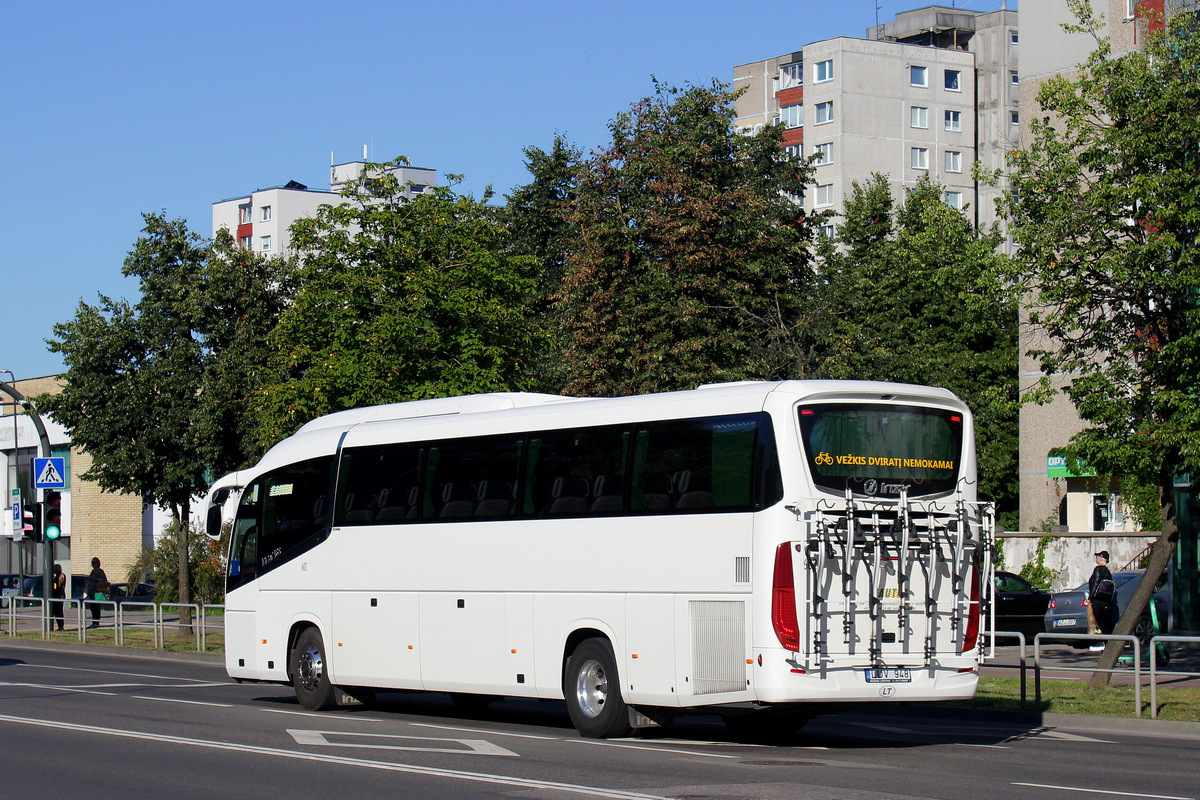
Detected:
[{"left": 229, "top": 483, "right": 262, "bottom": 587}]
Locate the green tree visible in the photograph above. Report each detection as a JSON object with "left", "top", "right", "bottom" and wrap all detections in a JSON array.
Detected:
[
  {"left": 817, "top": 174, "right": 1020, "bottom": 522},
  {"left": 253, "top": 158, "right": 546, "bottom": 447},
  {"left": 503, "top": 134, "right": 583, "bottom": 392},
  {"left": 1003, "top": 5, "right": 1200, "bottom": 683},
  {"left": 41, "top": 213, "right": 290, "bottom": 609},
  {"left": 558, "top": 80, "right": 819, "bottom": 396}
]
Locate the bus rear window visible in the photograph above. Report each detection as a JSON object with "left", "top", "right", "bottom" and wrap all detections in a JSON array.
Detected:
[{"left": 798, "top": 403, "right": 963, "bottom": 498}]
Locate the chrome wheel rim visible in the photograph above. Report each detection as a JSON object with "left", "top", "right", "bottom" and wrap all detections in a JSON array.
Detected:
[
  {"left": 297, "top": 645, "right": 324, "bottom": 692},
  {"left": 574, "top": 658, "right": 608, "bottom": 719}
]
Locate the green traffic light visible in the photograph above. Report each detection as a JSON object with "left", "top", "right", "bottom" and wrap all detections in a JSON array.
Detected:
[{"left": 43, "top": 491, "right": 62, "bottom": 541}]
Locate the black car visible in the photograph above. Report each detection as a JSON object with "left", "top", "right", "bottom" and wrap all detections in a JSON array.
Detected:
[
  {"left": 108, "top": 582, "right": 156, "bottom": 605},
  {"left": 988, "top": 570, "right": 1052, "bottom": 640}
]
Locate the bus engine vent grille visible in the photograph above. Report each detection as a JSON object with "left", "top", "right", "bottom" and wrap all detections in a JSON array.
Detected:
[
  {"left": 734, "top": 557, "right": 750, "bottom": 584},
  {"left": 689, "top": 600, "right": 746, "bottom": 695}
]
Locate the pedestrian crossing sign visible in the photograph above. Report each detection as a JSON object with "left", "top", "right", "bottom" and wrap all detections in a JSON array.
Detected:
[{"left": 34, "top": 457, "right": 66, "bottom": 489}]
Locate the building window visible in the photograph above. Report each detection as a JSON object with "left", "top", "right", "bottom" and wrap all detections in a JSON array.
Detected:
[
  {"left": 1010, "top": 110, "right": 1020, "bottom": 126},
  {"left": 945, "top": 69, "right": 962, "bottom": 92},
  {"left": 945, "top": 191, "right": 963, "bottom": 210},
  {"left": 785, "top": 143, "right": 803, "bottom": 159},
  {"left": 911, "top": 147, "right": 929, "bottom": 170},
  {"left": 239, "top": 205, "right": 252, "bottom": 224},
  {"left": 945, "top": 150, "right": 962, "bottom": 173},
  {"left": 815, "top": 101, "right": 834, "bottom": 124},
  {"left": 910, "top": 65, "right": 928, "bottom": 87},
  {"left": 910, "top": 106, "right": 928, "bottom": 129},
  {"left": 814, "top": 59, "right": 834, "bottom": 83},
  {"left": 261, "top": 205, "right": 272, "bottom": 222},
  {"left": 1011, "top": 71, "right": 1019, "bottom": 85},
  {"left": 814, "top": 142, "right": 834, "bottom": 166},
  {"left": 815, "top": 183, "right": 834, "bottom": 207},
  {"left": 239, "top": 235, "right": 252, "bottom": 250},
  {"left": 1010, "top": 29, "right": 1019, "bottom": 44},
  {"left": 780, "top": 62, "right": 803, "bottom": 89},
  {"left": 261, "top": 235, "right": 272, "bottom": 252},
  {"left": 945, "top": 109, "right": 962, "bottom": 132},
  {"left": 820, "top": 224, "right": 836, "bottom": 238},
  {"left": 782, "top": 104, "right": 803, "bottom": 129}
]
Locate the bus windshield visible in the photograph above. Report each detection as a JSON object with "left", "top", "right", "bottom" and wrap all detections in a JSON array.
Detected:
[{"left": 798, "top": 403, "right": 963, "bottom": 498}]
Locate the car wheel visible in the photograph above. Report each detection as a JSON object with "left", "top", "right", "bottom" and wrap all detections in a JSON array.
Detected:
[
  {"left": 564, "top": 638, "right": 631, "bottom": 738},
  {"left": 292, "top": 627, "right": 338, "bottom": 711},
  {"left": 1134, "top": 615, "right": 1155, "bottom": 650}
]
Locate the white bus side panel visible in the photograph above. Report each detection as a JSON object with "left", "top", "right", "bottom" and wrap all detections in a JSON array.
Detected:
[
  {"left": 331, "top": 591, "right": 422, "bottom": 689},
  {"left": 624, "top": 593, "right": 677, "bottom": 706}
]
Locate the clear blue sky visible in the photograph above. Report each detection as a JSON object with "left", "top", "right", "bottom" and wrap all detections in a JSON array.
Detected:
[{"left": 0, "top": 0, "right": 1014, "bottom": 381}]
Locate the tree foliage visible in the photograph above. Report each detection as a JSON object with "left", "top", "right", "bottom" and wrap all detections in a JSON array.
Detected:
[
  {"left": 558, "top": 81, "right": 819, "bottom": 396},
  {"left": 40, "top": 213, "right": 290, "bottom": 604},
  {"left": 252, "top": 159, "right": 547, "bottom": 447},
  {"left": 503, "top": 134, "right": 583, "bottom": 391},
  {"left": 816, "top": 174, "right": 1019, "bottom": 521},
  {"left": 1002, "top": 4, "right": 1200, "bottom": 682}
]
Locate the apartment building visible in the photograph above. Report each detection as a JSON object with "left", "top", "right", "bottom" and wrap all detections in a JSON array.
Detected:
[
  {"left": 212, "top": 159, "right": 437, "bottom": 254},
  {"left": 733, "top": 5, "right": 1018, "bottom": 233}
]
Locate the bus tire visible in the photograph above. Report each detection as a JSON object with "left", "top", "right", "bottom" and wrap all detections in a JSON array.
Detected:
[
  {"left": 565, "top": 638, "right": 632, "bottom": 739},
  {"left": 292, "top": 627, "right": 338, "bottom": 711}
]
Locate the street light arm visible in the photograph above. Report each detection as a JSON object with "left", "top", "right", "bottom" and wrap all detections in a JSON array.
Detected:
[{"left": 0, "top": 380, "right": 52, "bottom": 458}]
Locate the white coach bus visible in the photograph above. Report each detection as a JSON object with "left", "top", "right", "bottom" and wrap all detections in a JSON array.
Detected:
[{"left": 204, "top": 380, "right": 994, "bottom": 737}]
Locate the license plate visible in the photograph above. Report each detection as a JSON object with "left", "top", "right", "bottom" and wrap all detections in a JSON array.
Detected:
[
  {"left": 865, "top": 668, "right": 911, "bottom": 683},
  {"left": 1054, "top": 618, "right": 1078, "bottom": 628}
]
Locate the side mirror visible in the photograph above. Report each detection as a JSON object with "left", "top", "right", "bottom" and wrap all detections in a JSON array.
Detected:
[{"left": 206, "top": 505, "right": 223, "bottom": 538}]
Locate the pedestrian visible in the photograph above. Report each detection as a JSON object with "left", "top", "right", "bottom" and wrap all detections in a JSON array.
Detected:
[
  {"left": 85, "top": 557, "right": 109, "bottom": 629},
  {"left": 50, "top": 563, "right": 67, "bottom": 632},
  {"left": 1088, "top": 550, "right": 1116, "bottom": 650}
]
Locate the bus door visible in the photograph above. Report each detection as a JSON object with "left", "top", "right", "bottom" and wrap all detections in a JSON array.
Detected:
[{"left": 226, "top": 481, "right": 263, "bottom": 677}]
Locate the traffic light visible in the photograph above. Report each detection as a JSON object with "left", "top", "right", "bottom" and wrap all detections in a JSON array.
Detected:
[
  {"left": 43, "top": 491, "right": 62, "bottom": 541},
  {"left": 24, "top": 503, "right": 42, "bottom": 543}
]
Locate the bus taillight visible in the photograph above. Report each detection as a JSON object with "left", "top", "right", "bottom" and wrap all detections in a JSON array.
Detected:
[
  {"left": 962, "top": 564, "right": 981, "bottom": 653},
  {"left": 772, "top": 543, "right": 800, "bottom": 652}
]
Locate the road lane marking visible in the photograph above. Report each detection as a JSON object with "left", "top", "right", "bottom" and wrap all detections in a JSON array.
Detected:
[
  {"left": 132, "top": 695, "right": 233, "bottom": 708},
  {"left": 0, "top": 713, "right": 667, "bottom": 800},
  {"left": 288, "top": 729, "right": 519, "bottom": 756},
  {"left": 409, "top": 722, "right": 557, "bottom": 740},
  {"left": 1013, "top": 783, "right": 1193, "bottom": 800},
  {"left": 0, "top": 681, "right": 117, "bottom": 697}
]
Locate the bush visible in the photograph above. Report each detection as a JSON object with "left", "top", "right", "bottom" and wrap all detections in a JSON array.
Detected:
[{"left": 128, "top": 521, "right": 226, "bottom": 606}]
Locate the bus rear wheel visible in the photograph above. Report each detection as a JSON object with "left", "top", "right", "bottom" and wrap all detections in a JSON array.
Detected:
[
  {"left": 565, "top": 638, "right": 632, "bottom": 739},
  {"left": 292, "top": 627, "right": 338, "bottom": 711}
]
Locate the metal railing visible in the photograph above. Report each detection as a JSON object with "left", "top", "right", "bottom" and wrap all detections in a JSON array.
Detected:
[
  {"left": 1034, "top": 632, "right": 1142, "bottom": 716},
  {"left": 3, "top": 597, "right": 223, "bottom": 653},
  {"left": 983, "top": 630, "right": 1029, "bottom": 708},
  {"left": 1148, "top": 635, "right": 1200, "bottom": 719}
]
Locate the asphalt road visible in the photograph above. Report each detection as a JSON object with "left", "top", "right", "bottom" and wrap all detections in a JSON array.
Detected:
[{"left": 1, "top": 642, "right": 1197, "bottom": 800}]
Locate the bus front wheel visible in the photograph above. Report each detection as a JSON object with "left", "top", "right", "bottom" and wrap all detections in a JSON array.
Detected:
[
  {"left": 292, "top": 627, "right": 338, "bottom": 711},
  {"left": 565, "top": 638, "right": 632, "bottom": 738}
]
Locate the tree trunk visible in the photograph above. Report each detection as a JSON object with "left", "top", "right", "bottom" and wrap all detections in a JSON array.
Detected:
[
  {"left": 1089, "top": 479, "right": 1178, "bottom": 690},
  {"left": 176, "top": 498, "right": 193, "bottom": 633}
]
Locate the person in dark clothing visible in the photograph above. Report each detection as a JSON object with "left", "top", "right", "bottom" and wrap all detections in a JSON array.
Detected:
[
  {"left": 85, "top": 557, "right": 108, "bottom": 629},
  {"left": 50, "top": 563, "right": 67, "bottom": 631},
  {"left": 1088, "top": 550, "right": 1115, "bottom": 650}
]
